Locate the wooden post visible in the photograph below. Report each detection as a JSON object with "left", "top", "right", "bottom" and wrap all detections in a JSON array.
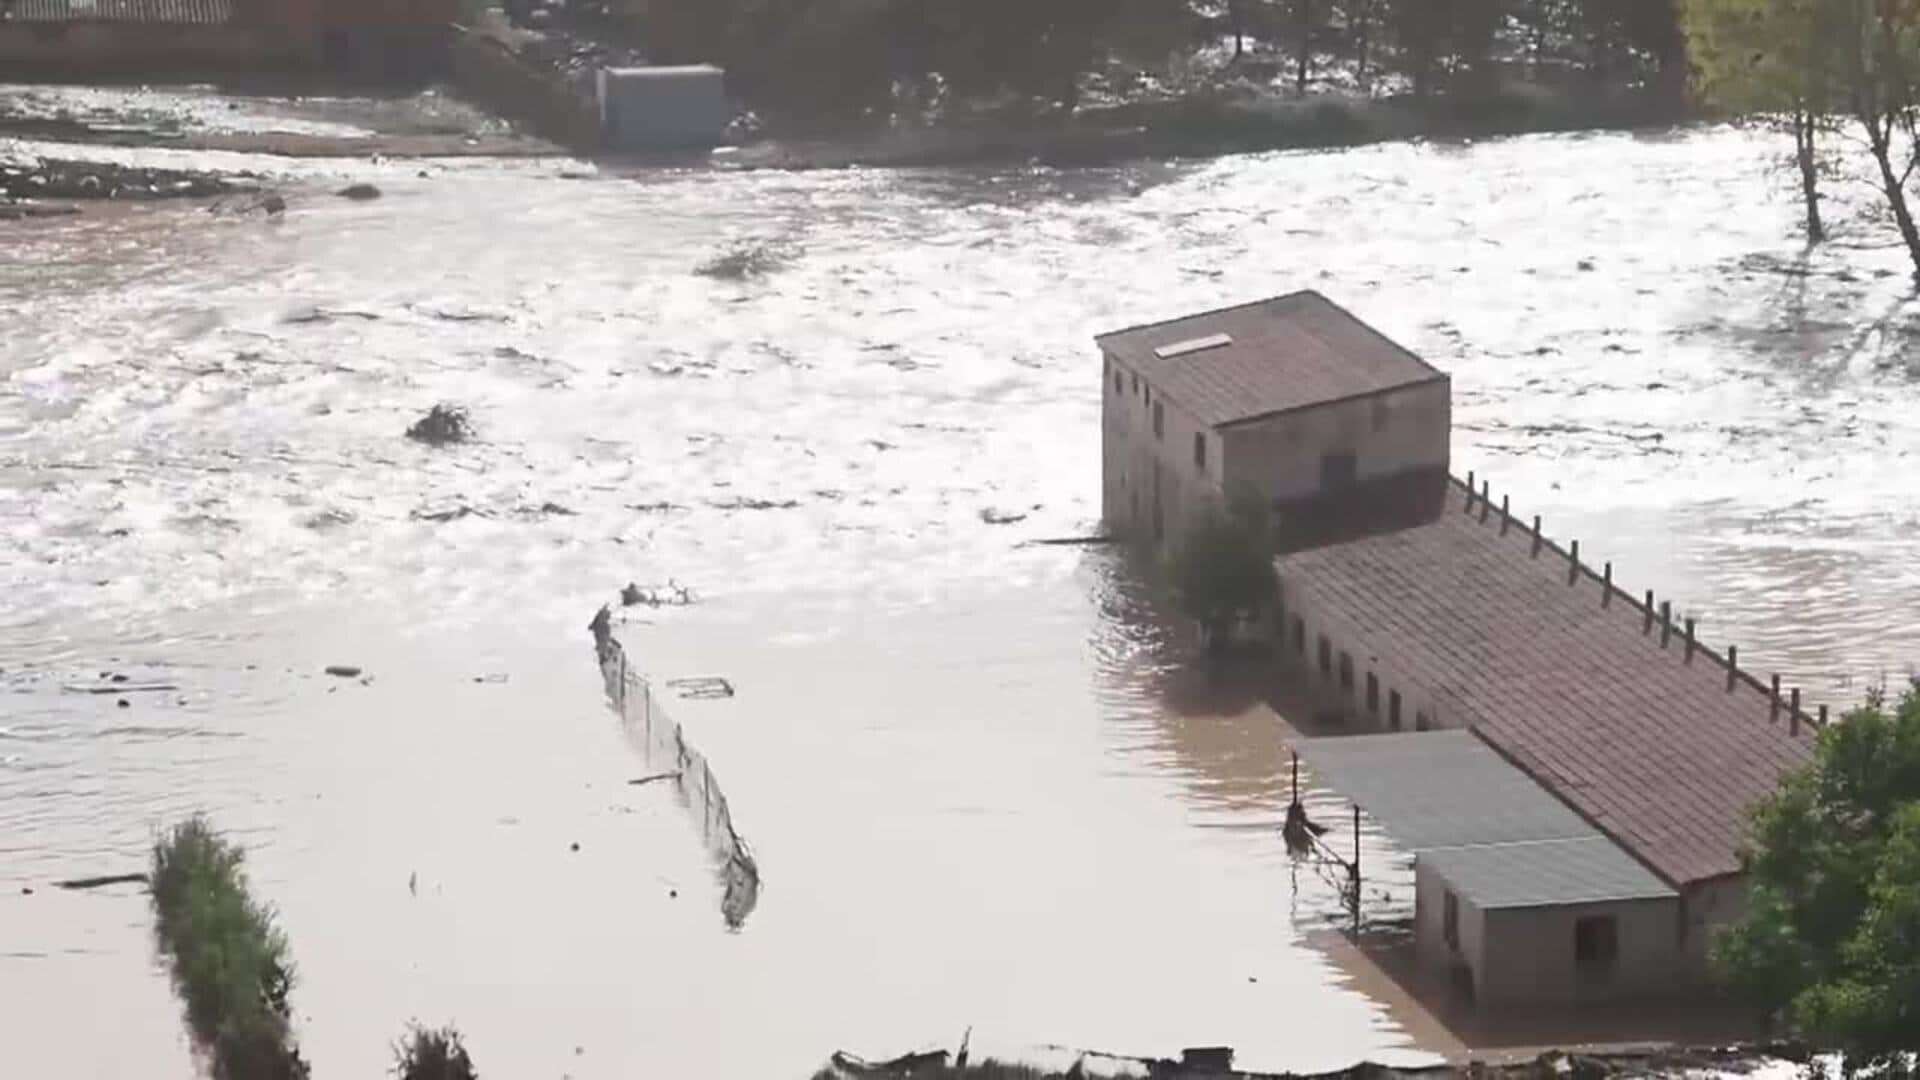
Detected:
[
  {"left": 1292, "top": 751, "right": 1299, "bottom": 805},
  {"left": 1480, "top": 481, "right": 1491, "bottom": 522},
  {"left": 1820, "top": 704, "right": 1829, "bottom": 727},
  {"left": 1501, "top": 495, "right": 1511, "bottom": 534},
  {"left": 1685, "top": 618, "right": 1696, "bottom": 662},
  {"left": 1644, "top": 590, "right": 1655, "bottom": 633},
  {"left": 1569, "top": 540, "right": 1580, "bottom": 584},
  {"left": 1603, "top": 562, "right": 1613, "bottom": 606},
  {"left": 1791, "top": 688, "right": 1801, "bottom": 736},
  {"left": 1465, "top": 471, "right": 1476, "bottom": 512},
  {"left": 1352, "top": 803, "right": 1362, "bottom": 931},
  {"left": 1727, "top": 646, "right": 1738, "bottom": 690},
  {"left": 1661, "top": 601, "right": 1672, "bottom": 646},
  {"left": 1770, "top": 674, "right": 1781, "bottom": 722},
  {"left": 1532, "top": 516, "right": 1542, "bottom": 557}
]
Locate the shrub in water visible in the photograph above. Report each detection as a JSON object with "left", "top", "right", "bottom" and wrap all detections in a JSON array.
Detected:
[
  {"left": 394, "top": 1023, "right": 479, "bottom": 1080},
  {"left": 150, "top": 816, "right": 308, "bottom": 1080},
  {"left": 406, "top": 404, "right": 473, "bottom": 446}
]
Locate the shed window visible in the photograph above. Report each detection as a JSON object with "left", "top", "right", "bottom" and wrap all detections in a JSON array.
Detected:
[
  {"left": 1339, "top": 652, "right": 1354, "bottom": 694},
  {"left": 1389, "top": 690, "right": 1402, "bottom": 730},
  {"left": 1575, "top": 916, "right": 1619, "bottom": 982},
  {"left": 1317, "top": 635, "right": 1331, "bottom": 677},
  {"left": 1193, "top": 432, "right": 1207, "bottom": 471},
  {"left": 1443, "top": 890, "right": 1460, "bottom": 952},
  {"left": 1153, "top": 401, "right": 1165, "bottom": 441},
  {"left": 1366, "top": 672, "right": 1379, "bottom": 715}
]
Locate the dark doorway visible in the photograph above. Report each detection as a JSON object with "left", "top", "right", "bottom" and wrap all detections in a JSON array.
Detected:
[{"left": 1575, "top": 915, "right": 1620, "bottom": 984}]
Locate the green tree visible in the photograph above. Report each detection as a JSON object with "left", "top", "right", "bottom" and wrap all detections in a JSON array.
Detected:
[
  {"left": 1169, "top": 501, "right": 1278, "bottom": 653},
  {"left": 1716, "top": 687, "right": 1920, "bottom": 1073},
  {"left": 1683, "top": 0, "right": 1840, "bottom": 242}
]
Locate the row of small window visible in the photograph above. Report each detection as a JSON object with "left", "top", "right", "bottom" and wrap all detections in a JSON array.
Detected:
[
  {"left": 1280, "top": 608, "right": 1416, "bottom": 730},
  {"left": 1111, "top": 361, "right": 1210, "bottom": 472}
]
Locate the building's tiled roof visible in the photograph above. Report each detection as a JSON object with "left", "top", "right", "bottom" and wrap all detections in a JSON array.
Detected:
[
  {"left": 1276, "top": 478, "right": 1817, "bottom": 887},
  {"left": 1094, "top": 291, "right": 1446, "bottom": 429},
  {"left": 6, "top": 0, "right": 233, "bottom": 23},
  {"left": 1299, "top": 730, "right": 1676, "bottom": 910}
]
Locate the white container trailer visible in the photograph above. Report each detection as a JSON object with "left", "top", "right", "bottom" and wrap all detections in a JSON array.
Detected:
[{"left": 596, "top": 64, "right": 729, "bottom": 150}]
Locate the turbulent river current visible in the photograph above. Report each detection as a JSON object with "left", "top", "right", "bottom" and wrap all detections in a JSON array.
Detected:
[{"left": 4, "top": 93, "right": 1919, "bottom": 1077}]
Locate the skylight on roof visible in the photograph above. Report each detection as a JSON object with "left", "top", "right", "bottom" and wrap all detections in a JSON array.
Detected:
[{"left": 1153, "top": 333, "right": 1234, "bottom": 360}]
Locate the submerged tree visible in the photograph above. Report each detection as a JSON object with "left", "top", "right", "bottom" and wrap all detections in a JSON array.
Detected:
[
  {"left": 1683, "top": 0, "right": 1841, "bottom": 242},
  {"left": 1169, "top": 500, "right": 1278, "bottom": 653},
  {"left": 1716, "top": 687, "right": 1920, "bottom": 1073}
]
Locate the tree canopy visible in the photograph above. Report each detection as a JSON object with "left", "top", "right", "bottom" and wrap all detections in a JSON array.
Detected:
[
  {"left": 1168, "top": 501, "right": 1278, "bottom": 652},
  {"left": 1717, "top": 687, "right": 1920, "bottom": 1073}
]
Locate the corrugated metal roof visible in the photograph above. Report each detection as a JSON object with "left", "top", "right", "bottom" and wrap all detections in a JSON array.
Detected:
[
  {"left": 1277, "top": 478, "right": 1817, "bottom": 887},
  {"left": 1299, "top": 730, "right": 1596, "bottom": 850},
  {"left": 1423, "top": 837, "right": 1677, "bottom": 909},
  {"left": 1094, "top": 291, "right": 1446, "bottom": 429},
  {"left": 6, "top": 0, "right": 234, "bottom": 23},
  {"left": 1297, "top": 730, "right": 1676, "bottom": 909}
]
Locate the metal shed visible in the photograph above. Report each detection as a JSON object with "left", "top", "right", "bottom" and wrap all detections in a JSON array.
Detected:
[
  {"left": 596, "top": 64, "right": 729, "bottom": 151},
  {"left": 1298, "top": 730, "right": 1680, "bottom": 1006}
]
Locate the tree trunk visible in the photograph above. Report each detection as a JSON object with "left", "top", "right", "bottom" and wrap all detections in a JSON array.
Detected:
[
  {"left": 1353, "top": 4, "right": 1371, "bottom": 93},
  {"left": 1795, "top": 109, "right": 1826, "bottom": 244},
  {"left": 1863, "top": 112, "right": 1920, "bottom": 276},
  {"left": 1296, "top": 0, "right": 1312, "bottom": 93}
]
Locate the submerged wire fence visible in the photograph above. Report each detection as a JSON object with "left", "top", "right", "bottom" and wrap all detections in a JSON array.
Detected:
[{"left": 594, "top": 612, "right": 760, "bottom": 930}]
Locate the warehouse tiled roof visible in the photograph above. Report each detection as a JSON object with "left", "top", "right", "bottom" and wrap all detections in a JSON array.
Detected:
[
  {"left": 6, "top": 0, "right": 233, "bottom": 23},
  {"left": 1276, "top": 478, "right": 1817, "bottom": 886},
  {"left": 1094, "top": 291, "right": 1446, "bottom": 429}
]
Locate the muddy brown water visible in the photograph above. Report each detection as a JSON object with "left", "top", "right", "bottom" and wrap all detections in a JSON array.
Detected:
[{"left": 4, "top": 96, "right": 1920, "bottom": 1077}]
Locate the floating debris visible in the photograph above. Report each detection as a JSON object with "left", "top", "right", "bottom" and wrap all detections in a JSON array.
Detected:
[
  {"left": 336, "top": 183, "right": 382, "bottom": 201},
  {"left": 323, "top": 665, "right": 362, "bottom": 678},
  {"left": 694, "top": 242, "right": 789, "bottom": 281},
  {"left": 666, "top": 676, "right": 734, "bottom": 700},
  {"left": 621, "top": 581, "right": 696, "bottom": 608},
  {"left": 406, "top": 404, "right": 473, "bottom": 447}
]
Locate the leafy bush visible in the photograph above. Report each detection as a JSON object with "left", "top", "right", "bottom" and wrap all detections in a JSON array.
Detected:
[
  {"left": 150, "top": 816, "right": 307, "bottom": 1080},
  {"left": 1168, "top": 501, "right": 1277, "bottom": 652},
  {"left": 395, "top": 1023, "right": 479, "bottom": 1080}
]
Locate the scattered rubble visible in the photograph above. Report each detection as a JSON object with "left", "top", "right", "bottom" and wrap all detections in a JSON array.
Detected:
[
  {"left": 0, "top": 158, "right": 250, "bottom": 202},
  {"left": 406, "top": 404, "right": 474, "bottom": 446}
]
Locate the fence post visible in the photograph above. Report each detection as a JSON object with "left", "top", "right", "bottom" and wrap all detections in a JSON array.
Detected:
[
  {"left": 1644, "top": 590, "right": 1654, "bottom": 633},
  {"left": 1501, "top": 495, "right": 1511, "bottom": 534},
  {"left": 1727, "top": 646, "right": 1738, "bottom": 690},
  {"left": 1480, "top": 481, "right": 1491, "bottom": 522},
  {"left": 1791, "top": 688, "right": 1802, "bottom": 736},
  {"left": 1603, "top": 563, "right": 1613, "bottom": 607},
  {"left": 1532, "top": 516, "right": 1542, "bottom": 557},
  {"left": 1685, "top": 618, "right": 1696, "bottom": 662},
  {"left": 1465, "top": 471, "right": 1476, "bottom": 512},
  {"left": 1819, "top": 704, "right": 1829, "bottom": 728},
  {"left": 1569, "top": 540, "right": 1580, "bottom": 584},
  {"left": 1770, "top": 674, "right": 1781, "bottom": 722},
  {"left": 1660, "top": 601, "right": 1672, "bottom": 647}
]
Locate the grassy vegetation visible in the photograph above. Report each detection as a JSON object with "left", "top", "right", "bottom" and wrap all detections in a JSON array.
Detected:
[
  {"left": 394, "top": 1023, "right": 480, "bottom": 1080},
  {"left": 149, "top": 816, "right": 308, "bottom": 1080}
]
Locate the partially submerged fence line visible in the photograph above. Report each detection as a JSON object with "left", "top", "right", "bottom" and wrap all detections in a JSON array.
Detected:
[{"left": 591, "top": 606, "right": 760, "bottom": 929}]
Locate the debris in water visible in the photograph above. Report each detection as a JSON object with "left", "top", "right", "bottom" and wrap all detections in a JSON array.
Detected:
[
  {"left": 979, "top": 507, "right": 1027, "bottom": 525},
  {"left": 666, "top": 676, "right": 733, "bottom": 700},
  {"left": 259, "top": 194, "right": 287, "bottom": 216},
  {"left": 405, "top": 404, "right": 473, "bottom": 446},
  {"left": 336, "top": 183, "right": 382, "bottom": 200},
  {"left": 621, "top": 580, "right": 695, "bottom": 608},
  {"left": 708, "top": 495, "right": 799, "bottom": 511},
  {"left": 55, "top": 872, "right": 147, "bottom": 890},
  {"left": 628, "top": 772, "right": 681, "bottom": 787},
  {"left": 569, "top": 842, "right": 580, "bottom": 853},
  {"left": 324, "top": 665, "right": 362, "bottom": 678},
  {"left": 1577, "top": 258, "right": 1596, "bottom": 271},
  {"left": 117, "top": 699, "right": 129, "bottom": 709},
  {"left": 694, "top": 242, "right": 788, "bottom": 280},
  {"left": 411, "top": 504, "right": 484, "bottom": 523}
]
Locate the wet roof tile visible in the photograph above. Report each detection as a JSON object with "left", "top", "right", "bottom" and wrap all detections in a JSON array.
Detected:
[
  {"left": 1094, "top": 291, "right": 1447, "bottom": 429},
  {"left": 1276, "top": 478, "right": 1817, "bottom": 887}
]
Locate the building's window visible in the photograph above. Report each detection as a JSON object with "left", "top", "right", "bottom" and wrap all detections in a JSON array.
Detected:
[
  {"left": 1575, "top": 916, "right": 1620, "bottom": 983},
  {"left": 1292, "top": 617, "right": 1306, "bottom": 656},
  {"left": 1153, "top": 401, "right": 1165, "bottom": 441},
  {"left": 1113, "top": 366, "right": 1122, "bottom": 394},
  {"left": 1371, "top": 396, "right": 1391, "bottom": 432},
  {"left": 1366, "top": 672, "right": 1379, "bottom": 715},
  {"left": 1317, "top": 635, "right": 1331, "bottom": 677},
  {"left": 1389, "top": 690, "right": 1402, "bottom": 730},
  {"left": 1339, "top": 652, "right": 1354, "bottom": 694},
  {"left": 1321, "top": 452, "right": 1358, "bottom": 491},
  {"left": 1131, "top": 372, "right": 1139, "bottom": 395},
  {"left": 1193, "top": 432, "right": 1207, "bottom": 471},
  {"left": 1144, "top": 385, "right": 1152, "bottom": 409},
  {"left": 1443, "top": 890, "right": 1460, "bottom": 952}
]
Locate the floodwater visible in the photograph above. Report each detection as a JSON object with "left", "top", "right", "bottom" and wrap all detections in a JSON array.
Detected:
[{"left": 5, "top": 93, "right": 1920, "bottom": 1078}]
